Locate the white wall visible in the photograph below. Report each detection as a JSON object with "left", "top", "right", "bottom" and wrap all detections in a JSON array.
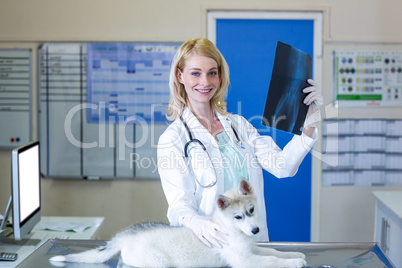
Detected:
[{"left": 1, "top": 0, "right": 402, "bottom": 241}]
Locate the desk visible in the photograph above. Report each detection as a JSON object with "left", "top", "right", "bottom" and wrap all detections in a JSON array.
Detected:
[
  {"left": 0, "top": 216, "right": 104, "bottom": 268},
  {"left": 19, "top": 240, "right": 394, "bottom": 268}
]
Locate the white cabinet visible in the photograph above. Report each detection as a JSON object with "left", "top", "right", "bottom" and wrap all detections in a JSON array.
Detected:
[{"left": 373, "top": 191, "right": 402, "bottom": 267}]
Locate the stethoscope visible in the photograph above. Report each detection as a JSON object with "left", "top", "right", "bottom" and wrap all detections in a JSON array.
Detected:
[{"left": 180, "top": 116, "right": 244, "bottom": 188}]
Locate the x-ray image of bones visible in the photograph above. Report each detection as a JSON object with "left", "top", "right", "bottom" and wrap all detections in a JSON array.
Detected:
[{"left": 263, "top": 41, "right": 312, "bottom": 135}]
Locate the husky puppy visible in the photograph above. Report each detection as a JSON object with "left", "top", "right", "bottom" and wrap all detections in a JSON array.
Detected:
[{"left": 50, "top": 179, "right": 306, "bottom": 268}]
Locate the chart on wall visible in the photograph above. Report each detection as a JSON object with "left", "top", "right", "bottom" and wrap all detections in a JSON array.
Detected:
[
  {"left": 334, "top": 50, "right": 402, "bottom": 106},
  {"left": 0, "top": 49, "right": 32, "bottom": 148},
  {"left": 322, "top": 119, "right": 402, "bottom": 186},
  {"left": 87, "top": 43, "right": 179, "bottom": 124},
  {"left": 39, "top": 43, "right": 174, "bottom": 179}
]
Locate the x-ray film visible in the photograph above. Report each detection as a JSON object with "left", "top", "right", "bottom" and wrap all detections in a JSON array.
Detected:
[{"left": 262, "top": 41, "right": 312, "bottom": 135}]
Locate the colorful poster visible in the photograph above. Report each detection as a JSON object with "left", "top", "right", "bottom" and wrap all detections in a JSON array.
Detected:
[{"left": 334, "top": 50, "right": 402, "bottom": 107}]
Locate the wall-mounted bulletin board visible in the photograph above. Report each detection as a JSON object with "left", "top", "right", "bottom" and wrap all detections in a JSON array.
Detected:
[
  {"left": 330, "top": 49, "right": 402, "bottom": 185},
  {"left": 0, "top": 49, "right": 32, "bottom": 148},
  {"left": 39, "top": 43, "right": 179, "bottom": 179},
  {"left": 322, "top": 119, "right": 402, "bottom": 186},
  {"left": 333, "top": 50, "right": 402, "bottom": 107}
]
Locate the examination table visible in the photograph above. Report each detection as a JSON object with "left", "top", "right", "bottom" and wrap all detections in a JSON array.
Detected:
[{"left": 18, "top": 239, "right": 394, "bottom": 267}]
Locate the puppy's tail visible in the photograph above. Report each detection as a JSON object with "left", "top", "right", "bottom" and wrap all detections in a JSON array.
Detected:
[{"left": 50, "top": 239, "right": 120, "bottom": 263}]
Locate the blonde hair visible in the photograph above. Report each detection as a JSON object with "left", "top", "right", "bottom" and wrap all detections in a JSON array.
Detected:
[{"left": 167, "top": 38, "right": 230, "bottom": 121}]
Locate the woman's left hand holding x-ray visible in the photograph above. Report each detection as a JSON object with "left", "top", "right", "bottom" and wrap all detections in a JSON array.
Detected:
[{"left": 302, "top": 79, "right": 323, "bottom": 138}]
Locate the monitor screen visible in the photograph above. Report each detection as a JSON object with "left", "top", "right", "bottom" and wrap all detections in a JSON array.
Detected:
[{"left": 12, "top": 141, "right": 41, "bottom": 240}]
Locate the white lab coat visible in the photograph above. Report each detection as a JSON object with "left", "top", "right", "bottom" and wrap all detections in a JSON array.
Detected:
[{"left": 157, "top": 107, "right": 317, "bottom": 242}]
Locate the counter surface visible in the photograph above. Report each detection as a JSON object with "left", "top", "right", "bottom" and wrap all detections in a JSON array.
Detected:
[
  {"left": 18, "top": 239, "right": 394, "bottom": 268},
  {"left": 373, "top": 191, "right": 402, "bottom": 220}
]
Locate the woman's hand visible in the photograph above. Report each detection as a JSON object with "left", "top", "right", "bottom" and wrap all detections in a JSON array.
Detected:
[
  {"left": 185, "top": 215, "right": 228, "bottom": 248},
  {"left": 302, "top": 79, "right": 323, "bottom": 137}
]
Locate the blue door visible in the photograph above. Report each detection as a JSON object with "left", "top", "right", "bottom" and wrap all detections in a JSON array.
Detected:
[{"left": 216, "top": 18, "right": 314, "bottom": 242}]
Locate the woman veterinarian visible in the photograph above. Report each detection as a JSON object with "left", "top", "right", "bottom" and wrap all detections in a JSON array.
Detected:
[{"left": 157, "top": 38, "right": 323, "bottom": 247}]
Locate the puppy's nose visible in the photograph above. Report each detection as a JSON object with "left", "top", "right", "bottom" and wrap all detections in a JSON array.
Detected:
[{"left": 252, "top": 227, "right": 260, "bottom": 234}]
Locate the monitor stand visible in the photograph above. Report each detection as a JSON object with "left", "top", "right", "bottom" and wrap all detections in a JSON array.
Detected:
[{"left": 0, "top": 196, "right": 40, "bottom": 246}]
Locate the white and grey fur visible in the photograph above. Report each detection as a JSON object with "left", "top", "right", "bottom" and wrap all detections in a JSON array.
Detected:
[{"left": 50, "top": 179, "right": 307, "bottom": 268}]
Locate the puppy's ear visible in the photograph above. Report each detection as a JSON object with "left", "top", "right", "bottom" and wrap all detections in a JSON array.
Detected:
[
  {"left": 239, "top": 178, "right": 253, "bottom": 196},
  {"left": 217, "top": 195, "right": 231, "bottom": 210}
]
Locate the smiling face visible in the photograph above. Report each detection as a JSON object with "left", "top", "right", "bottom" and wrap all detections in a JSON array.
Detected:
[{"left": 176, "top": 54, "right": 220, "bottom": 110}]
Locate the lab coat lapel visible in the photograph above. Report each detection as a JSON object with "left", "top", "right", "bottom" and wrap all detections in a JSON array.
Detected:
[
  {"left": 181, "top": 107, "right": 203, "bottom": 130},
  {"left": 181, "top": 107, "right": 217, "bottom": 149},
  {"left": 217, "top": 113, "right": 238, "bottom": 145}
]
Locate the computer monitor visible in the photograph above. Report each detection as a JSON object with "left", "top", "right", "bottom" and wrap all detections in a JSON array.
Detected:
[{"left": 0, "top": 141, "right": 42, "bottom": 242}]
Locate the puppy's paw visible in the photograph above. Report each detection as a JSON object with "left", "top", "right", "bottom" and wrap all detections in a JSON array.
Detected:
[{"left": 49, "top": 256, "right": 67, "bottom": 262}]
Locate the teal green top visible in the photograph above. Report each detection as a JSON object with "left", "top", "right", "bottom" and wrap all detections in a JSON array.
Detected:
[{"left": 216, "top": 131, "right": 249, "bottom": 191}]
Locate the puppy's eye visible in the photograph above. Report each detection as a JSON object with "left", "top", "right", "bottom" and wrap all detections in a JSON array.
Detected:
[
  {"left": 249, "top": 206, "right": 254, "bottom": 214},
  {"left": 234, "top": 215, "right": 243, "bottom": 220}
]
